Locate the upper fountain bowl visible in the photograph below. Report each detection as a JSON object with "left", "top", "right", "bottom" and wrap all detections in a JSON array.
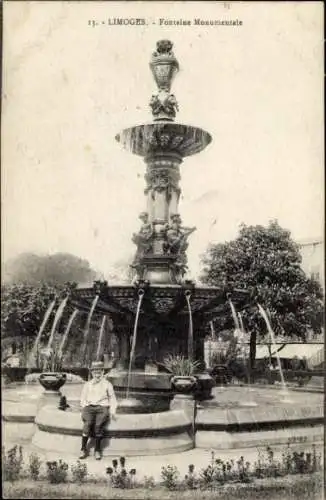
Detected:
[{"left": 115, "top": 122, "right": 212, "bottom": 158}]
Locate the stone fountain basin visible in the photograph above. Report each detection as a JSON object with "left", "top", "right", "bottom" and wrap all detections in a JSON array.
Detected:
[
  {"left": 31, "top": 406, "right": 193, "bottom": 456},
  {"left": 2, "top": 382, "right": 171, "bottom": 415},
  {"left": 2, "top": 369, "right": 214, "bottom": 419},
  {"left": 3, "top": 385, "right": 324, "bottom": 454},
  {"left": 115, "top": 122, "right": 212, "bottom": 158}
]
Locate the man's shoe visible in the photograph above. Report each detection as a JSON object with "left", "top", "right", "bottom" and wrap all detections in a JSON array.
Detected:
[
  {"left": 79, "top": 449, "right": 88, "bottom": 459},
  {"left": 94, "top": 451, "right": 102, "bottom": 460}
]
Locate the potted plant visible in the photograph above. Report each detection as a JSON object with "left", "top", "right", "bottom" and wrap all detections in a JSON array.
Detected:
[
  {"left": 162, "top": 354, "right": 200, "bottom": 394},
  {"left": 209, "top": 334, "right": 241, "bottom": 385},
  {"left": 38, "top": 348, "right": 67, "bottom": 392}
]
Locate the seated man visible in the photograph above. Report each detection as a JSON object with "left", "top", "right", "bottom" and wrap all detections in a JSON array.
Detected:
[{"left": 79, "top": 361, "right": 117, "bottom": 460}]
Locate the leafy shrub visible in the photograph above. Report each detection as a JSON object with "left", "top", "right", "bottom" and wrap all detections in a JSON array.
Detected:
[
  {"left": 46, "top": 460, "right": 69, "bottom": 484},
  {"left": 71, "top": 460, "right": 88, "bottom": 483},
  {"left": 254, "top": 443, "right": 322, "bottom": 479},
  {"left": 142, "top": 475, "right": 155, "bottom": 489},
  {"left": 210, "top": 338, "right": 240, "bottom": 367},
  {"left": 183, "top": 464, "right": 198, "bottom": 489},
  {"left": 28, "top": 452, "right": 42, "bottom": 481},
  {"left": 106, "top": 457, "right": 136, "bottom": 488},
  {"left": 2, "top": 445, "right": 24, "bottom": 481},
  {"left": 236, "top": 456, "right": 251, "bottom": 483},
  {"left": 161, "top": 464, "right": 180, "bottom": 490},
  {"left": 198, "top": 451, "right": 248, "bottom": 487}
]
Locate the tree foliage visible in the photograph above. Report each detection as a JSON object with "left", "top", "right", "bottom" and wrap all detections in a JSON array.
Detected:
[
  {"left": 1, "top": 252, "right": 98, "bottom": 341},
  {"left": 200, "top": 221, "right": 324, "bottom": 340},
  {"left": 1, "top": 282, "right": 71, "bottom": 340},
  {"left": 2, "top": 252, "right": 98, "bottom": 286}
]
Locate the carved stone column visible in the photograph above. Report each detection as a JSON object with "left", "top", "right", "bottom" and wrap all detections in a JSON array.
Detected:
[
  {"left": 144, "top": 152, "right": 182, "bottom": 255},
  {"left": 127, "top": 40, "right": 199, "bottom": 285}
]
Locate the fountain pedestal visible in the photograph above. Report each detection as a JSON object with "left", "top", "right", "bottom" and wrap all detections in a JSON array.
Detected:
[
  {"left": 38, "top": 390, "right": 61, "bottom": 409},
  {"left": 38, "top": 372, "right": 67, "bottom": 409},
  {"left": 170, "top": 393, "right": 195, "bottom": 413},
  {"left": 139, "top": 255, "right": 179, "bottom": 284}
]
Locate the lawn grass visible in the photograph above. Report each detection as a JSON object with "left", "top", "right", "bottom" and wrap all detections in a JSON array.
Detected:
[{"left": 3, "top": 474, "right": 323, "bottom": 500}]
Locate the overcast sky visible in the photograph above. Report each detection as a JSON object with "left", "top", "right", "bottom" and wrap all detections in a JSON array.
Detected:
[{"left": 2, "top": 1, "right": 324, "bottom": 279}]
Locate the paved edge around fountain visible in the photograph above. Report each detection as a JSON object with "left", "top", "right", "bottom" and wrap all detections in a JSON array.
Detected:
[{"left": 31, "top": 407, "right": 194, "bottom": 456}]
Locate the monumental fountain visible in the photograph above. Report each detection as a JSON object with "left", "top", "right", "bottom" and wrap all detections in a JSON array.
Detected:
[
  {"left": 69, "top": 40, "right": 247, "bottom": 390},
  {"left": 2, "top": 41, "right": 323, "bottom": 457}
]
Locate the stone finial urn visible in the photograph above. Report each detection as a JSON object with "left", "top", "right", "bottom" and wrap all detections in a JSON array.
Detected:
[
  {"left": 39, "top": 372, "right": 67, "bottom": 392},
  {"left": 171, "top": 375, "right": 197, "bottom": 394},
  {"left": 150, "top": 40, "right": 179, "bottom": 92}
]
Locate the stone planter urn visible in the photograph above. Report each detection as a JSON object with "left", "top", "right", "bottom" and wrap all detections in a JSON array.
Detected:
[
  {"left": 171, "top": 375, "right": 197, "bottom": 394},
  {"left": 194, "top": 372, "right": 215, "bottom": 400},
  {"left": 170, "top": 376, "right": 197, "bottom": 420},
  {"left": 39, "top": 372, "right": 67, "bottom": 392},
  {"left": 210, "top": 364, "right": 230, "bottom": 386},
  {"left": 38, "top": 372, "right": 67, "bottom": 408}
]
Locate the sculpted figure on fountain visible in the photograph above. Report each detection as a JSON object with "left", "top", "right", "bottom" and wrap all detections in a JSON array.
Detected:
[
  {"left": 149, "top": 94, "right": 179, "bottom": 121},
  {"left": 165, "top": 214, "right": 196, "bottom": 254},
  {"left": 132, "top": 212, "right": 154, "bottom": 260},
  {"left": 163, "top": 214, "right": 196, "bottom": 277},
  {"left": 145, "top": 168, "right": 180, "bottom": 197},
  {"left": 151, "top": 169, "right": 170, "bottom": 194},
  {"left": 151, "top": 39, "right": 175, "bottom": 59}
]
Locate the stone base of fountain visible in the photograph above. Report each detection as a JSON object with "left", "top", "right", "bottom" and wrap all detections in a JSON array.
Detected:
[
  {"left": 196, "top": 403, "right": 324, "bottom": 449},
  {"left": 3, "top": 385, "right": 324, "bottom": 456},
  {"left": 31, "top": 406, "right": 194, "bottom": 456},
  {"left": 170, "top": 394, "right": 196, "bottom": 425}
]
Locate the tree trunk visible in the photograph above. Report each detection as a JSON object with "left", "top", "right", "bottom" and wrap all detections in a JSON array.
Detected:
[
  {"left": 249, "top": 330, "right": 257, "bottom": 382},
  {"left": 267, "top": 343, "right": 272, "bottom": 384}
]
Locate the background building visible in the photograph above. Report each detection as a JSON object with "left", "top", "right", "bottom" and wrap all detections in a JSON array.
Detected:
[{"left": 297, "top": 238, "right": 324, "bottom": 290}]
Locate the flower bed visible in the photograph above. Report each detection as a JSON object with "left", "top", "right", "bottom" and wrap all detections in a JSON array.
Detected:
[
  {"left": 2, "top": 442, "right": 322, "bottom": 492},
  {"left": 3, "top": 474, "right": 323, "bottom": 500}
]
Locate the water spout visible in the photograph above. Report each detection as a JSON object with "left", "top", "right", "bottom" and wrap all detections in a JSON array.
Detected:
[
  {"left": 257, "top": 303, "right": 292, "bottom": 403},
  {"left": 185, "top": 291, "right": 193, "bottom": 361},
  {"left": 58, "top": 309, "right": 79, "bottom": 360},
  {"left": 28, "top": 299, "right": 56, "bottom": 367},
  {"left": 229, "top": 298, "right": 240, "bottom": 331},
  {"left": 96, "top": 316, "right": 106, "bottom": 361},
  {"left": 238, "top": 312, "right": 245, "bottom": 334},
  {"left": 126, "top": 289, "right": 144, "bottom": 399},
  {"left": 209, "top": 320, "right": 215, "bottom": 340},
  {"left": 81, "top": 295, "right": 100, "bottom": 363},
  {"left": 46, "top": 297, "right": 69, "bottom": 350}
]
